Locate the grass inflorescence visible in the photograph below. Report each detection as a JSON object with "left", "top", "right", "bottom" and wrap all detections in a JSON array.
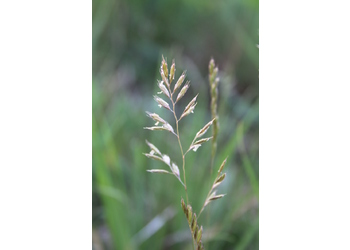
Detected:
[{"left": 144, "top": 56, "right": 227, "bottom": 249}]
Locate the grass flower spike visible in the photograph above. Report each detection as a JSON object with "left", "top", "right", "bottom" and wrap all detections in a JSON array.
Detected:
[{"left": 143, "top": 56, "right": 227, "bottom": 249}]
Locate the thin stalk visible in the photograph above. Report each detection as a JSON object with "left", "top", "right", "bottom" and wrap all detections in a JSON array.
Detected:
[
  {"left": 184, "top": 136, "right": 196, "bottom": 156},
  {"left": 206, "top": 136, "right": 215, "bottom": 243},
  {"left": 170, "top": 95, "right": 189, "bottom": 205},
  {"left": 198, "top": 168, "right": 222, "bottom": 219},
  {"left": 206, "top": 156, "right": 214, "bottom": 232},
  {"left": 198, "top": 190, "right": 211, "bottom": 219},
  {"left": 176, "top": 118, "right": 195, "bottom": 250}
]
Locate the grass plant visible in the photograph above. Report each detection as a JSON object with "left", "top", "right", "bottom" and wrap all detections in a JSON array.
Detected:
[
  {"left": 92, "top": 54, "right": 259, "bottom": 250},
  {"left": 144, "top": 56, "right": 228, "bottom": 249}
]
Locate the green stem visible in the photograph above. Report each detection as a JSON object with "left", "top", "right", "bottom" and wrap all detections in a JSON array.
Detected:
[
  {"left": 168, "top": 84, "right": 193, "bottom": 249},
  {"left": 173, "top": 104, "right": 189, "bottom": 205}
]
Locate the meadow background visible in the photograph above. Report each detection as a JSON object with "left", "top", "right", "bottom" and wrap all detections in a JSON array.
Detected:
[{"left": 92, "top": 0, "right": 259, "bottom": 249}]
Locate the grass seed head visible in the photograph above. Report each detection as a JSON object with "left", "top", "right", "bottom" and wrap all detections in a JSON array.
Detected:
[
  {"left": 144, "top": 57, "right": 228, "bottom": 250},
  {"left": 209, "top": 58, "right": 220, "bottom": 160}
]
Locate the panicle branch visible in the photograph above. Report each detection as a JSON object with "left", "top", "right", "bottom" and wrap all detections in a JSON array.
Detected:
[{"left": 198, "top": 157, "right": 228, "bottom": 217}]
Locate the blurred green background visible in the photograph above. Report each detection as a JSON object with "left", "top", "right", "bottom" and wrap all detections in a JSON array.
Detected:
[{"left": 92, "top": 0, "right": 259, "bottom": 249}]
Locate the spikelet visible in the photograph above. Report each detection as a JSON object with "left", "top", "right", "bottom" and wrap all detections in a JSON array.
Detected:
[
  {"left": 173, "top": 71, "right": 186, "bottom": 93},
  {"left": 179, "top": 94, "right": 198, "bottom": 120},
  {"left": 187, "top": 205, "right": 193, "bottom": 223},
  {"left": 194, "top": 118, "right": 216, "bottom": 140},
  {"left": 209, "top": 193, "right": 225, "bottom": 201},
  {"left": 146, "top": 111, "right": 167, "bottom": 126},
  {"left": 157, "top": 80, "right": 170, "bottom": 98},
  {"left": 161, "top": 56, "right": 169, "bottom": 87},
  {"left": 169, "top": 59, "right": 176, "bottom": 84},
  {"left": 213, "top": 173, "right": 226, "bottom": 189},
  {"left": 145, "top": 140, "right": 162, "bottom": 155},
  {"left": 175, "top": 82, "right": 190, "bottom": 103},
  {"left": 154, "top": 95, "right": 171, "bottom": 111},
  {"left": 218, "top": 157, "right": 227, "bottom": 173}
]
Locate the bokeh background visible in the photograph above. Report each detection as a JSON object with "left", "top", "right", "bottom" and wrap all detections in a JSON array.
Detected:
[{"left": 92, "top": 0, "right": 259, "bottom": 249}]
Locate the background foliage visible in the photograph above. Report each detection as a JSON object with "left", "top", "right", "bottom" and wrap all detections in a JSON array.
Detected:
[{"left": 92, "top": 0, "right": 259, "bottom": 249}]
